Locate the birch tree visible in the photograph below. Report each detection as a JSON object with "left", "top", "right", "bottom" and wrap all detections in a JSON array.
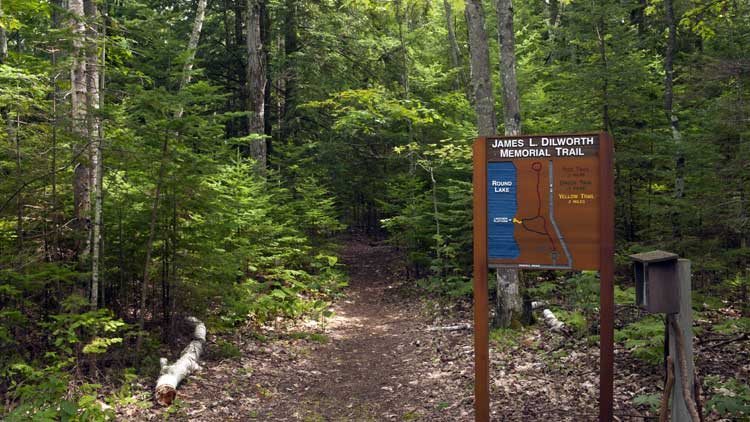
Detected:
[
  {"left": 494, "top": 0, "right": 523, "bottom": 327},
  {"left": 137, "top": 0, "right": 208, "bottom": 350},
  {"left": 247, "top": 0, "right": 267, "bottom": 171},
  {"left": 69, "top": 0, "right": 91, "bottom": 259},
  {"left": 84, "top": 0, "right": 102, "bottom": 308},
  {"left": 664, "top": 0, "right": 684, "bottom": 239}
]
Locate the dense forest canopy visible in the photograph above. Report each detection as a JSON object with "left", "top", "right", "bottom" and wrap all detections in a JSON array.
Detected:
[{"left": 0, "top": 0, "right": 748, "bottom": 418}]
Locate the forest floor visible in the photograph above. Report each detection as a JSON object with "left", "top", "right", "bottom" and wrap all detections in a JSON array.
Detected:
[{"left": 119, "top": 237, "right": 746, "bottom": 421}]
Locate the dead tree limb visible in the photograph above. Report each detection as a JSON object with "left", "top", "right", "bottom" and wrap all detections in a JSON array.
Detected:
[
  {"left": 659, "top": 356, "right": 675, "bottom": 422},
  {"left": 667, "top": 314, "right": 701, "bottom": 422},
  {"left": 542, "top": 309, "right": 565, "bottom": 332},
  {"left": 426, "top": 323, "right": 472, "bottom": 332},
  {"left": 155, "top": 317, "right": 206, "bottom": 406}
]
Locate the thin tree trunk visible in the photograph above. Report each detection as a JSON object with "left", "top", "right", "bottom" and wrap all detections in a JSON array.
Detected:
[
  {"left": 235, "top": 0, "right": 248, "bottom": 137},
  {"left": 51, "top": 51, "right": 60, "bottom": 260},
  {"left": 179, "top": 0, "right": 208, "bottom": 96},
  {"left": 494, "top": 0, "right": 523, "bottom": 328},
  {"left": 137, "top": 0, "right": 207, "bottom": 350},
  {"left": 14, "top": 110, "right": 22, "bottom": 260},
  {"left": 464, "top": 0, "right": 497, "bottom": 135},
  {"left": 496, "top": 0, "right": 521, "bottom": 135},
  {"left": 247, "top": 0, "right": 267, "bottom": 171},
  {"left": 282, "top": 0, "right": 298, "bottom": 139},
  {"left": 262, "top": 2, "right": 272, "bottom": 146},
  {"left": 396, "top": 0, "right": 409, "bottom": 97},
  {"left": 84, "top": 0, "right": 102, "bottom": 309},
  {"left": 443, "top": 0, "right": 465, "bottom": 91},
  {"left": 70, "top": 0, "right": 91, "bottom": 260},
  {"left": 138, "top": 133, "right": 168, "bottom": 352},
  {"left": 665, "top": 0, "right": 684, "bottom": 240},
  {"left": 0, "top": 0, "right": 7, "bottom": 64},
  {"left": 595, "top": 17, "right": 612, "bottom": 133}
]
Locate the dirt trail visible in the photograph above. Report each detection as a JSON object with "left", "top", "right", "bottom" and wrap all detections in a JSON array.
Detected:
[
  {"left": 122, "top": 238, "right": 748, "bottom": 421},
  {"left": 131, "top": 238, "right": 474, "bottom": 421}
]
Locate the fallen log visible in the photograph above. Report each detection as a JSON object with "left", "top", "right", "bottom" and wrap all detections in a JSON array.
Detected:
[
  {"left": 542, "top": 309, "right": 565, "bottom": 332},
  {"left": 426, "top": 323, "right": 472, "bottom": 332},
  {"left": 155, "top": 316, "right": 206, "bottom": 406}
]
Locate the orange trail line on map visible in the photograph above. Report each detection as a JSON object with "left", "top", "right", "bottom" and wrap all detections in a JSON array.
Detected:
[{"left": 519, "top": 162, "right": 556, "bottom": 252}]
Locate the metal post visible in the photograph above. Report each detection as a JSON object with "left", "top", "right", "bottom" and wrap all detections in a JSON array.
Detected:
[
  {"left": 473, "top": 138, "right": 490, "bottom": 422},
  {"left": 670, "top": 259, "right": 694, "bottom": 421},
  {"left": 599, "top": 132, "right": 615, "bottom": 421}
]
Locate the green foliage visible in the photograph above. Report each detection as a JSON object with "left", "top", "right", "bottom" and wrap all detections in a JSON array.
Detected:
[
  {"left": 490, "top": 328, "right": 524, "bottom": 350},
  {"left": 713, "top": 317, "right": 750, "bottom": 336},
  {"left": 215, "top": 340, "right": 242, "bottom": 359},
  {"left": 705, "top": 376, "right": 750, "bottom": 418},
  {"left": 555, "top": 309, "right": 588, "bottom": 337},
  {"left": 614, "top": 286, "right": 636, "bottom": 305},
  {"left": 1, "top": 0, "right": 749, "bottom": 410},
  {"left": 632, "top": 393, "right": 661, "bottom": 413},
  {"left": 615, "top": 316, "right": 665, "bottom": 365}
]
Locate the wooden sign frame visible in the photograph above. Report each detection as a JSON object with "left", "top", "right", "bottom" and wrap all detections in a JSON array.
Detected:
[{"left": 472, "top": 132, "right": 615, "bottom": 421}]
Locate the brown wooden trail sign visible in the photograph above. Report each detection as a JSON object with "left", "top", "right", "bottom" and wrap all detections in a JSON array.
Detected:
[{"left": 472, "top": 132, "right": 615, "bottom": 421}]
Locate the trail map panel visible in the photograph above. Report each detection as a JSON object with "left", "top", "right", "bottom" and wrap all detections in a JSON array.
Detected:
[{"left": 485, "top": 133, "right": 601, "bottom": 270}]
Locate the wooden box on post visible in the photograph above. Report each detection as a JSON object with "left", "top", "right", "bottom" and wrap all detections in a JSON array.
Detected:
[{"left": 629, "top": 250, "right": 680, "bottom": 314}]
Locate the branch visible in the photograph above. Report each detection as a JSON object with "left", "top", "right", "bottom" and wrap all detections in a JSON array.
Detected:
[
  {"left": 155, "top": 316, "right": 206, "bottom": 406},
  {"left": 0, "top": 140, "right": 94, "bottom": 214},
  {"left": 703, "top": 332, "right": 748, "bottom": 350},
  {"left": 667, "top": 314, "right": 702, "bottom": 422},
  {"left": 659, "top": 356, "right": 675, "bottom": 422}
]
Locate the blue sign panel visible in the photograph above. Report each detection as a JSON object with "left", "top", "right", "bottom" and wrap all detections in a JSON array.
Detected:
[{"left": 487, "top": 162, "right": 519, "bottom": 259}]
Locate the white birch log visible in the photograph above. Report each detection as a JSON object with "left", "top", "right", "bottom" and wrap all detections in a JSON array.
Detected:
[
  {"left": 155, "top": 317, "right": 206, "bottom": 406},
  {"left": 531, "top": 301, "right": 548, "bottom": 310},
  {"left": 426, "top": 323, "right": 472, "bottom": 332},
  {"left": 542, "top": 309, "right": 565, "bottom": 332}
]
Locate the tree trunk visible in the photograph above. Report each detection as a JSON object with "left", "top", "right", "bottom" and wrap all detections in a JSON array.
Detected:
[
  {"left": 0, "top": 0, "right": 7, "bottom": 64},
  {"left": 494, "top": 0, "right": 523, "bottom": 328},
  {"left": 443, "top": 0, "right": 465, "bottom": 91},
  {"left": 69, "top": 0, "right": 92, "bottom": 261},
  {"left": 595, "top": 17, "right": 612, "bottom": 133},
  {"left": 282, "top": 0, "right": 298, "bottom": 140},
  {"left": 137, "top": 0, "right": 208, "bottom": 350},
  {"left": 84, "top": 0, "right": 102, "bottom": 309},
  {"left": 496, "top": 0, "right": 521, "bottom": 135},
  {"left": 180, "top": 0, "right": 208, "bottom": 95},
  {"left": 155, "top": 317, "right": 206, "bottom": 406},
  {"left": 247, "top": 0, "right": 267, "bottom": 171},
  {"left": 464, "top": 0, "right": 497, "bottom": 136},
  {"left": 13, "top": 110, "right": 22, "bottom": 261},
  {"left": 664, "top": 0, "right": 684, "bottom": 240},
  {"left": 395, "top": 0, "right": 410, "bottom": 97}
]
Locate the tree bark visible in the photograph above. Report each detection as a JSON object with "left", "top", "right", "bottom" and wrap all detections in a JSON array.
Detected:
[
  {"left": 494, "top": 0, "right": 523, "bottom": 328},
  {"left": 0, "top": 0, "right": 7, "bottom": 64},
  {"left": 154, "top": 317, "right": 206, "bottom": 406},
  {"left": 659, "top": 356, "right": 675, "bottom": 422},
  {"left": 247, "top": 0, "right": 268, "bottom": 171},
  {"left": 443, "top": 0, "right": 465, "bottom": 91},
  {"left": 180, "top": 0, "right": 208, "bottom": 96},
  {"left": 595, "top": 17, "right": 612, "bottom": 133},
  {"left": 496, "top": 0, "right": 521, "bottom": 135},
  {"left": 665, "top": 0, "right": 684, "bottom": 240},
  {"left": 464, "top": 0, "right": 497, "bottom": 135},
  {"left": 282, "top": 0, "right": 298, "bottom": 140},
  {"left": 69, "top": 0, "right": 91, "bottom": 260},
  {"left": 668, "top": 315, "right": 702, "bottom": 421},
  {"left": 84, "top": 0, "right": 102, "bottom": 309}
]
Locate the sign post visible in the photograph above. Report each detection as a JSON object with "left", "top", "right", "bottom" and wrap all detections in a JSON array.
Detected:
[{"left": 472, "top": 132, "right": 614, "bottom": 421}]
